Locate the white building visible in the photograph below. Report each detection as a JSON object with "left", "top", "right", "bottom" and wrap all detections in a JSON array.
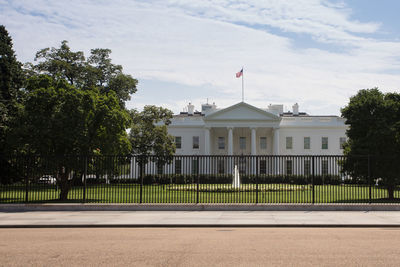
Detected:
[
  {"left": 130, "top": 101, "right": 348, "bottom": 177},
  {"left": 168, "top": 101, "right": 348, "bottom": 156}
]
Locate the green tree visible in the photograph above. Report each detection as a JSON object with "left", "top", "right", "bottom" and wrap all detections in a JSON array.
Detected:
[
  {"left": 129, "top": 105, "right": 176, "bottom": 176},
  {"left": 14, "top": 75, "right": 131, "bottom": 200},
  {"left": 0, "top": 25, "right": 25, "bottom": 183},
  {"left": 0, "top": 25, "right": 24, "bottom": 150},
  {"left": 31, "top": 41, "right": 137, "bottom": 105},
  {"left": 3, "top": 38, "right": 175, "bottom": 199},
  {"left": 33, "top": 40, "right": 85, "bottom": 86},
  {"left": 341, "top": 88, "right": 400, "bottom": 200}
]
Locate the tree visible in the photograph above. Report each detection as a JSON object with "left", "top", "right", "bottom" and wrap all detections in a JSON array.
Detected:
[
  {"left": 33, "top": 40, "right": 85, "bottom": 86},
  {"left": 129, "top": 105, "right": 176, "bottom": 176},
  {"left": 0, "top": 25, "right": 24, "bottom": 150},
  {"left": 341, "top": 88, "right": 400, "bottom": 200},
  {"left": 0, "top": 25, "right": 25, "bottom": 183},
  {"left": 13, "top": 75, "right": 131, "bottom": 200},
  {"left": 31, "top": 41, "right": 137, "bottom": 106}
]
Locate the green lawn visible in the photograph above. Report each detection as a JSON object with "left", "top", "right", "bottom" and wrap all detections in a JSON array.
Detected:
[{"left": 1, "top": 183, "right": 399, "bottom": 204}]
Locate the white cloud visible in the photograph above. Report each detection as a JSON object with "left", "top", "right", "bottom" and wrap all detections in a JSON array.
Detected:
[
  {"left": 1, "top": 0, "right": 399, "bottom": 116},
  {"left": 146, "top": 0, "right": 380, "bottom": 44}
]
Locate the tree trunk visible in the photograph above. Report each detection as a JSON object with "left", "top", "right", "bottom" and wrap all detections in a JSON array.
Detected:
[
  {"left": 59, "top": 186, "right": 69, "bottom": 201},
  {"left": 387, "top": 184, "right": 395, "bottom": 200},
  {"left": 58, "top": 172, "right": 71, "bottom": 201}
]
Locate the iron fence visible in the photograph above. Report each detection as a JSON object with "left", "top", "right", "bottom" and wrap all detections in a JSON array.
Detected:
[{"left": 0, "top": 155, "right": 399, "bottom": 204}]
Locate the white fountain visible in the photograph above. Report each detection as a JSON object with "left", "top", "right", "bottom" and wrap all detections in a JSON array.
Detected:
[{"left": 232, "top": 165, "right": 241, "bottom": 188}]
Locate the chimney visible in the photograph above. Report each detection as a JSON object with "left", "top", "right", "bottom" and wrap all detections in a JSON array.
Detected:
[
  {"left": 268, "top": 104, "right": 284, "bottom": 115},
  {"left": 187, "top": 102, "right": 194, "bottom": 115},
  {"left": 292, "top": 103, "right": 299, "bottom": 116}
]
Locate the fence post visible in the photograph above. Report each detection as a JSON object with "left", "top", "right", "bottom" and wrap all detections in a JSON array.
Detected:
[
  {"left": 82, "top": 155, "right": 87, "bottom": 203},
  {"left": 312, "top": 156, "right": 315, "bottom": 204},
  {"left": 196, "top": 156, "right": 199, "bottom": 204},
  {"left": 255, "top": 156, "right": 258, "bottom": 204},
  {"left": 139, "top": 156, "right": 144, "bottom": 204},
  {"left": 25, "top": 156, "right": 29, "bottom": 203},
  {"left": 368, "top": 155, "right": 371, "bottom": 204}
]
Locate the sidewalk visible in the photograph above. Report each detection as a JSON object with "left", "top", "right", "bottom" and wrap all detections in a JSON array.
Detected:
[{"left": 1, "top": 210, "right": 400, "bottom": 227}]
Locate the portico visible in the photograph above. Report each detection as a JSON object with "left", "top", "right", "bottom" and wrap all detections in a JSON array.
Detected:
[{"left": 203, "top": 102, "right": 281, "bottom": 156}]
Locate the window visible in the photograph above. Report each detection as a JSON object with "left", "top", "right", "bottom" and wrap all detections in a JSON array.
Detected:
[
  {"left": 286, "top": 159, "right": 293, "bottom": 175},
  {"left": 340, "top": 137, "right": 346, "bottom": 149},
  {"left": 175, "top": 136, "right": 181, "bottom": 149},
  {"left": 193, "top": 136, "right": 199, "bottom": 149},
  {"left": 260, "top": 137, "right": 267, "bottom": 149},
  {"left": 191, "top": 159, "right": 198, "bottom": 175},
  {"left": 322, "top": 137, "right": 328, "bottom": 149},
  {"left": 218, "top": 137, "right": 225, "bottom": 149},
  {"left": 175, "top": 159, "right": 182, "bottom": 174},
  {"left": 260, "top": 160, "right": 267, "bottom": 174},
  {"left": 304, "top": 159, "right": 311, "bottom": 176},
  {"left": 286, "top": 137, "right": 293, "bottom": 149},
  {"left": 239, "top": 137, "right": 246, "bottom": 150},
  {"left": 157, "top": 163, "right": 163, "bottom": 175},
  {"left": 322, "top": 159, "right": 328, "bottom": 175},
  {"left": 217, "top": 159, "right": 225, "bottom": 174},
  {"left": 304, "top": 137, "right": 310, "bottom": 149}
]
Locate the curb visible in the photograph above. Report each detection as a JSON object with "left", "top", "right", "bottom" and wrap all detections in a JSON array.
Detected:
[
  {"left": 2, "top": 204, "right": 400, "bottom": 212},
  {"left": 1, "top": 224, "right": 400, "bottom": 228}
]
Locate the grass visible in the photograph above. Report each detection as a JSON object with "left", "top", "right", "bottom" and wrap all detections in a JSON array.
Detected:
[{"left": 1, "top": 183, "right": 400, "bottom": 204}]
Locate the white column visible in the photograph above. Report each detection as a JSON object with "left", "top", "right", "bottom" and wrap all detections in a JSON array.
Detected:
[
  {"left": 227, "top": 127, "right": 234, "bottom": 175},
  {"left": 251, "top": 127, "right": 257, "bottom": 155},
  {"left": 250, "top": 127, "right": 257, "bottom": 174},
  {"left": 228, "top": 127, "right": 233, "bottom": 155},
  {"left": 204, "top": 127, "right": 211, "bottom": 155},
  {"left": 273, "top": 127, "right": 280, "bottom": 175},
  {"left": 273, "top": 127, "right": 280, "bottom": 155}
]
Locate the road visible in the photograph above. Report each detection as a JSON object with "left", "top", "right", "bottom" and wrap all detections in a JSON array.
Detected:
[{"left": 1, "top": 228, "right": 400, "bottom": 266}]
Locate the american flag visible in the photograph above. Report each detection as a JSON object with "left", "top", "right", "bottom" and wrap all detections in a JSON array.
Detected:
[{"left": 236, "top": 68, "right": 243, "bottom": 78}]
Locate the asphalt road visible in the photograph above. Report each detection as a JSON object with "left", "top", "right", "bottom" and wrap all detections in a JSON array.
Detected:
[{"left": 1, "top": 228, "right": 400, "bottom": 266}]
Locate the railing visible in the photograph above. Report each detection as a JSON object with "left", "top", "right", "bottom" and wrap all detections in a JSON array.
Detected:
[{"left": 0, "top": 155, "right": 399, "bottom": 204}]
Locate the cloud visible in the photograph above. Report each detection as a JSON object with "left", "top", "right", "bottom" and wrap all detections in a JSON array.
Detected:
[
  {"left": 144, "top": 0, "right": 381, "bottom": 44},
  {"left": 1, "top": 0, "right": 399, "bottom": 116}
]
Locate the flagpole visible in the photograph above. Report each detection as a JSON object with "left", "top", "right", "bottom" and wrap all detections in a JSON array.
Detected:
[{"left": 242, "top": 66, "right": 244, "bottom": 102}]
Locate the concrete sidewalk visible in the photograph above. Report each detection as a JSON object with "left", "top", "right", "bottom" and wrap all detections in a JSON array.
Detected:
[{"left": 1, "top": 210, "right": 400, "bottom": 227}]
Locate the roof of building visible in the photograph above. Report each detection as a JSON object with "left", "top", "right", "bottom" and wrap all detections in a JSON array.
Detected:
[{"left": 173, "top": 102, "right": 342, "bottom": 120}]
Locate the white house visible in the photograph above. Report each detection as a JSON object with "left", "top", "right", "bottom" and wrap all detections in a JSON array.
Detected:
[
  {"left": 130, "top": 101, "right": 348, "bottom": 177},
  {"left": 168, "top": 101, "right": 348, "bottom": 156}
]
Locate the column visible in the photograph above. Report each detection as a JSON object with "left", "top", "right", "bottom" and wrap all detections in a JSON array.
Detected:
[
  {"left": 273, "top": 127, "right": 280, "bottom": 175},
  {"left": 203, "top": 127, "right": 211, "bottom": 175},
  {"left": 227, "top": 127, "right": 234, "bottom": 175},
  {"left": 228, "top": 127, "right": 233, "bottom": 155},
  {"left": 204, "top": 127, "right": 211, "bottom": 155},
  {"left": 251, "top": 127, "right": 257, "bottom": 155},
  {"left": 250, "top": 127, "right": 257, "bottom": 174},
  {"left": 273, "top": 127, "right": 280, "bottom": 155}
]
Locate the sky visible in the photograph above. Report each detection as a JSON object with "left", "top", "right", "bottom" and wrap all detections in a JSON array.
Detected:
[{"left": 2, "top": 0, "right": 400, "bottom": 115}]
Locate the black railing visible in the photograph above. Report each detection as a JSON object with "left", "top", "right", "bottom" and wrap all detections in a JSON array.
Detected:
[{"left": 0, "top": 155, "right": 399, "bottom": 204}]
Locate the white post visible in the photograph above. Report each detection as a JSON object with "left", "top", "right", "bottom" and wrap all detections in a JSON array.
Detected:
[
  {"left": 233, "top": 165, "right": 240, "bottom": 188},
  {"left": 242, "top": 67, "right": 244, "bottom": 102}
]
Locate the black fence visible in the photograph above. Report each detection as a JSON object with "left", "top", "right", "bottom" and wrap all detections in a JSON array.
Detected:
[{"left": 0, "top": 155, "right": 399, "bottom": 204}]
